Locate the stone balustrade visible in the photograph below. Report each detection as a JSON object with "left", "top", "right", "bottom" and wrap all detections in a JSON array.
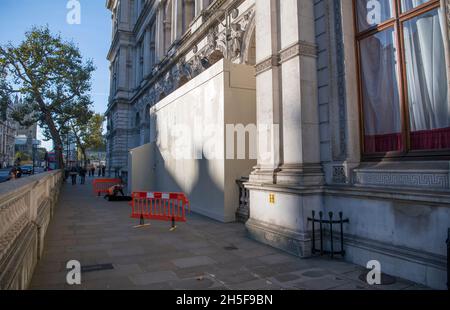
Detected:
[
  {"left": 0, "top": 170, "right": 63, "bottom": 290},
  {"left": 236, "top": 177, "right": 250, "bottom": 223}
]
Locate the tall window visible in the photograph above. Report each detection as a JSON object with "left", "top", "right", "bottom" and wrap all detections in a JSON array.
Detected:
[{"left": 355, "top": 0, "right": 449, "bottom": 156}]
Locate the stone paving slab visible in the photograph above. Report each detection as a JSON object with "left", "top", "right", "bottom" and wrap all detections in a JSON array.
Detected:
[{"left": 29, "top": 178, "right": 422, "bottom": 290}]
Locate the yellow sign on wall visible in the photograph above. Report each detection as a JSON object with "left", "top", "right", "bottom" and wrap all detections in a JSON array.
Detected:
[{"left": 269, "top": 193, "right": 275, "bottom": 204}]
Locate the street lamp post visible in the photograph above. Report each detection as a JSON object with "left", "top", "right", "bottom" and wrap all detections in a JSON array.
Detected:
[
  {"left": 32, "top": 143, "right": 35, "bottom": 174},
  {"left": 32, "top": 139, "right": 40, "bottom": 175},
  {"left": 66, "top": 134, "right": 70, "bottom": 168}
]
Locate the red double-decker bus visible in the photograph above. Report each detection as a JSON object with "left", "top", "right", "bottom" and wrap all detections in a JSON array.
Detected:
[{"left": 45, "top": 151, "right": 62, "bottom": 171}]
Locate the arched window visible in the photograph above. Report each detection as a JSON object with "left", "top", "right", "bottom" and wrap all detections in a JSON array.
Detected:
[
  {"left": 135, "top": 112, "right": 141, "bottom": 127},
  {"left": 355, "top": 0, "right": 449, "bottom": 157},
  {"left": 145, "top": 104, "right": 151, "bottom": 122}
]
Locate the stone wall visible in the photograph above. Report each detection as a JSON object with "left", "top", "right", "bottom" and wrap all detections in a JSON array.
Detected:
[{"left": 0, "top": 171, "right": 63, "bottom": 290}]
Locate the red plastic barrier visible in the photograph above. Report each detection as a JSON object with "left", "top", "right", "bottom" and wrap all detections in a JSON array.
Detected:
[
  {"left": 93, "top": 178, "right": 122, "bottom": 196},
  {"left": 131, "top": 191, "right": 190, "bottom": 223}
]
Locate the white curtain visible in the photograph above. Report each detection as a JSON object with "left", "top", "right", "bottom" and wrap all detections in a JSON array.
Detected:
[
  {"left": 401, "top": 0, "right": 430, "bottom": 12},
  {"left": 360, "top": 29, "right": 401, "bottom": 135},
  {"left": 403, "top": 8, "right": 449, "bottom": 132}
]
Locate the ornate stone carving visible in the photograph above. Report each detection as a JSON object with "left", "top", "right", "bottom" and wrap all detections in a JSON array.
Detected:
[
  {"left": 333, "top": 0, "right": 348, "bottom": 160},
  {"left": 255, "top": 55, "right": 280, "bottom": 76},
  {"left": 332, "top": 165, "right": 347, "bottom": 184},
  {"left": 230, "top": 23, "right": 244, "bottom": 58},
  {"left": 240, "top": 9, "right": 254, "bottom": 31},
  {"left": 354, "top": 171, "right": 450, "bottom": 190},
  {"left": 215, "top": 31, "right": 228, "bottom": 59},
  {"left": 206, "top": 27, "right": 218, "bottom": 54},
  {"left": 189, "top": 52, "right": 206, "bottom": 77},
  {"left": 279, "top": 41, "right": 318, "bottom": 63}
]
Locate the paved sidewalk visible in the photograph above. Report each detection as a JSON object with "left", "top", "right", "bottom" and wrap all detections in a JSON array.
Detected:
[{"left": 30, "top": 178, "right": 427, "bottom": 290}]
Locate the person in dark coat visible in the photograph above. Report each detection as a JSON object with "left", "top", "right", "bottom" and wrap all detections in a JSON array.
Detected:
[
  {"left": 70, "top": 166, "right": 77, "bottom": 185},
  {"left": 79, "top": 167, "right": 86, "bottom": 185},
  {"left": 101, "top": 165, "right": 106, "bottom": 177}
]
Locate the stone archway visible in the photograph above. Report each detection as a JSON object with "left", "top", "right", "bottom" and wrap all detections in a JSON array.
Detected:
[{"left": 241, "top": 12, "right": 256, "bottom": 65}]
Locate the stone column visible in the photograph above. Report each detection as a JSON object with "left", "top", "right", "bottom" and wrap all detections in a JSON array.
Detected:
[
  {"left": 109, "top": 63, "right": 114, "bottom": 97},
  {"left": 133, "top": 46, "right": 139, "bottom": 88},
  {"left": 155, "top": 4, "right": 165, "bottom": 61},
  {"left": 150, "top": 24, "right": 156, "bottom": 69},
  {"left": 195, "top": 0, "right": 202, "bottom": 16},
  {"left": 277, "top": 0, "right": 323, "bottom": 186},
  {"left": 117, "top": 49, "right": 128, "bottom": 90},
  {"left": 172, "top": 0, "right": 183, "bottom": 41},
  {"left": 143, "top": 27, "right": 151, "bottom": 78},
  {"left": 249, "top": 0, "right": 282, "bottom": 184},
  {"left": 246, "top": 0, "right": 321, "bottom": 259}
]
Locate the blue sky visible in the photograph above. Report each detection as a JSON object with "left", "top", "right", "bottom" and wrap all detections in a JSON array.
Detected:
[{"left": 0, "top": 0, "right": 111, "bottom": 150}]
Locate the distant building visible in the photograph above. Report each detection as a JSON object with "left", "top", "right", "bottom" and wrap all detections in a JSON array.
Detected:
[
  {"left": 86, "top": 148, "right": 106, "bottom": 162},
  {"left": 13, "top": 96, "right": 38, "bottom": 159},
  {"left": 0, "top": 97, "right": 17, "bottom": 168},
  {"left": 61, "top": 133, "right": 78, "bottom": 166}
]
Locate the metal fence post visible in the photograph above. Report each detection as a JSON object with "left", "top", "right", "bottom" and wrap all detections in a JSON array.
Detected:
[
  {"left": 329, "top": 212, "right": 334, "bottom": 259},
  {"left": 319, "top": 211, "right": 324, "bottom": 256},
  {"left": 311, "top": 211, "right": 316, "bottom": 254},
  {"left": 339, "top": 212, "right": 344, "bottom": 256},
  {"left": 447, "top": 228, "right": 449, "bottom": 290}
]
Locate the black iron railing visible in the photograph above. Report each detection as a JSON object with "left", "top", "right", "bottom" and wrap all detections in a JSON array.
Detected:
[
  {"left": 307, "top": 211, "right": 349, "bottom": 258},
  {"left": 447, "top": 228, "right": 449, "bottom": 290}
]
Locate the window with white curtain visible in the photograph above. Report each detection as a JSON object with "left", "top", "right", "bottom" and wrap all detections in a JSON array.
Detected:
[{"left": 355, "top": 0, "right": 449, "bottom": 155}]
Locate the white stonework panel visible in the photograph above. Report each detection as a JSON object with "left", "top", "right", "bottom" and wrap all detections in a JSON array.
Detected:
[{"left": 149, "top": 59, "right": 256, "bottom": 222}]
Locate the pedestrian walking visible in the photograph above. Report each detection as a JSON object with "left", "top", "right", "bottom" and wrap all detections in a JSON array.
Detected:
[
  {"left": 98, "top": 165, "right": 102, "bottom": 177},
  {"left": 102, "top": 165, "right": 106, "bottom": 177},
  {"left": 64, "top": 168, "right": 69, "bottom": 183},
  {"left": 70, "top": 166, "right": 77, "bottom": 185},
  {"left": 79, "top": 167, "right": 86, "bottom": 185}
]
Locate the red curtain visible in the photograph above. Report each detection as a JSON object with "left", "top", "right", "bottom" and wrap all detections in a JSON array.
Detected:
[
  {"left": 410, "top": 127, "right": 450, "bottom": 150},
  {"left": 365, "top": 127, "right": 450, "bottom": 153},
  {"left": 365, "top": 133, "right": 403, "bottom": 153}
]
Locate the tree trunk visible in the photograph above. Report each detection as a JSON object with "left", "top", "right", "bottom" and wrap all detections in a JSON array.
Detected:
[
  {"left": 83, "top": 150, "right": 87, "bottom": 169},
  {"left": 81, "top": 147, "right": 87, "bottom": 169},
  {"left": 71, "top": 126, "right": 86, "bottom": 168},
  {"left": 43, "top": 111, "right": 64, "bottom": 170}
]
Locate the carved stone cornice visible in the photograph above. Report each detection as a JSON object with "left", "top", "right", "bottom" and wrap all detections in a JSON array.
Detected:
[
  {"left": 255, "top": 55, "right": 280, "bottom": 76},
  {"left": 279, "top": 41, "right": 318, "bottom": 64}
]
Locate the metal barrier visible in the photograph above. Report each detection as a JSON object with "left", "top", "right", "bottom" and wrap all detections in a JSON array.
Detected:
[
  {"left": 131, "top": 191, "right": 190, "bottom": 229},
  {"left": 92, "top": 178, "right": 122, "bottom": 196},
  {"left": 307, "top": 211, "right": 349, "bottom": 258}
]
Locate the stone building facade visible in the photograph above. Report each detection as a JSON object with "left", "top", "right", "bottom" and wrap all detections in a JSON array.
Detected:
[
  {"left": 0, "top": 97, "right": 17, "bottom": 168},
  {"left": 106, "top": 0, "right": 450, "bottom": 289}
]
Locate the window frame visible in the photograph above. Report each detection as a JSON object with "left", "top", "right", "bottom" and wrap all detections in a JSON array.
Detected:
[{"left": 353, "top": 0, "right": 450, "bottom": 160}]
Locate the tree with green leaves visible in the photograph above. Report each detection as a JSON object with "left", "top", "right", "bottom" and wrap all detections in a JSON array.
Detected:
[
  {"left": 66, "top": 113, "right": 105, "bottom": 167},
  {"left": 0, "top": 26, "right": 95, "bottom": 169}
]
